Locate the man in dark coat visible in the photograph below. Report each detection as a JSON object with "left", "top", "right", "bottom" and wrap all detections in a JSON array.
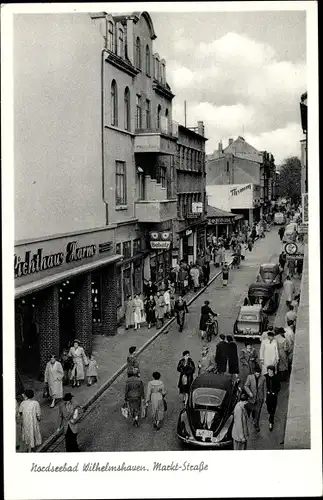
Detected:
[
  {"left": 202, "top": 262, "right": 211, "bottom": 286},
  {"left": 215, "top": 334, "right": 228, "bottom": 374},
  {"left": 226, "top": 335, "right": 239, "bottom": 375},
  {"left": 144, "top": 280, "right": 157, "bottom": 298},
  {"left": 278, "top": 226, "right": 285, "bottom": 241},
  {"left": 265, "top": 365, "right": 281, "bottom": 431},
  {"left": 125, "top": 369, "right": 145, "bottom": 427}
]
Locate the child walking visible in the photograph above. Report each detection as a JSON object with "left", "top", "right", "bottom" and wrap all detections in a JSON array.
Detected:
[
  {"left": 86, "top": 354, "right": 98, "bottom": 386},
  {"left": 222, "top": 262, "right": 230, "bottom": 286}
]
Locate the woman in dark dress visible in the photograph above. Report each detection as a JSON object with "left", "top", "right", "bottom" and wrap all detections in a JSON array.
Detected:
[
  {"left": 174, "top": 295, "right": 189, "bottom": 332},
  {"left": 145, "top": 295, "right": 156, "bottom": 329},
  {"left": 199, "top": 301, "right": 217, "bottom": 341},
  {"left": 177, "top": 350, "right": 195, "bottom": 406},
  {"left": 226, "top": 335, "right": 239, "bottom": 376}
]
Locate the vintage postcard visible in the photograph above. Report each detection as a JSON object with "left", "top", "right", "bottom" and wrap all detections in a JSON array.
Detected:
[{"left": 2, "top": 1, "right": 321, "bottom": 499}]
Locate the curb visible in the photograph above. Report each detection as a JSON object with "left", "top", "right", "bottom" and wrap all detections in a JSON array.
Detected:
[{"left": 37, "top": 259, "right": 233, "bottom": 452}]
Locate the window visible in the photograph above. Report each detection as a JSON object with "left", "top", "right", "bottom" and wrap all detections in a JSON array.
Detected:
[
  {"left": 124, "top": 87, "right": 130, "bottom": 131},
  {"left": 158, "top": 166, "right": 167, "bottom": 188},
  {"left": 135, "top": 37, "right": 141, "bottom": 69},
  {"left": 161, "top": 62, "right": 166, "bottom": 83},
  {"left": 108, "top": 21, "right": 114, "bottom": 51},
  {"left": 157, "top": 104, "right": 161, "bottom": 128},
  {"left": 111, "top": 80, "right": 118, "bottom": 126},
  {"left": 91, "top": 272, "right": 103, "bottom": 324},
  {"left": 136, "top": 94, "right": 142, "bottom": 129},
  {"left": 122, "top": 240, "right": 132, "bottom": 259},
  {"left": 145, "top": 45, "right": 150, "bottom": 76},
  {"left": 116, "top": 243, "right": 122, "bottom": 254},
  {"left": 115, "top": 161, "right": 127, "bottom": 205},
  {"left": 226, "top": 161, "right": 229, "bottom": 173},
  {"left": 133, "top": 238, "right": 141, "bottom": 254},
  {"left": 118, "top": 27, "right": 124, "bottom": 57},
  {"left": 165, "top": 108, "right": 169, "bottom": 133},
  {"left": 145, "top": 99, "right": 151, "bottom": 128}
]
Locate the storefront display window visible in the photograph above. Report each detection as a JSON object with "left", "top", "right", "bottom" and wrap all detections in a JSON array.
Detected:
[
  {"left": 116, "top": 266, "right": 122, "bottom": 307},
  {"left": 123, "top": 265, "right": 132, "bottom": 299},
  {"left": 123, "top": 241, "right": 132, "bottom": 259},
  {"left": 133, "top": 260, "right": 142, "bottom": 295},
  {"left": 133, "top": 238, "right": 141, "bottom": 254},
  {"left": 116, "top": 243, "right": 121, "bottom": 255},
  {"left": 91, "top": 272, "right": 102, "bottom": 324}
]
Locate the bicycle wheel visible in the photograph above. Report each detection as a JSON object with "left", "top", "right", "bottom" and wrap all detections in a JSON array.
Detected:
[{"left": 213, "top": 321, "right": 219, "bottom": 337}]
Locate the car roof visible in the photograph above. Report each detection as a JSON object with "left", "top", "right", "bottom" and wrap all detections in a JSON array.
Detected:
[
  {"left": 240, "top": 305, "right": 262, "bottom": 313},
  {"left": 191, "top": 373, "right": 234, "bottom": 393},
  {"left": 260, "top": 263, "right": 278, "bottom": 269}
]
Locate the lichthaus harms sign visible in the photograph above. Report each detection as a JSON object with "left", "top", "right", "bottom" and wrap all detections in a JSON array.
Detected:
[{"left": 14, "top": 241, "right": 97, "bottom": 279}]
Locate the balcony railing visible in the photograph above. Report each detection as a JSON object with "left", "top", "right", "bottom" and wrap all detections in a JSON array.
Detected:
[{"left": 135, "top": 119, "right": 179, "bottom": 138}]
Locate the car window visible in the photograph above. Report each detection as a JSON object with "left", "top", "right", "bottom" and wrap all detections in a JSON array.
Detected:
[
  {"left": 240, "top": 314, "right": 258, "bottom": 320},
  {"left": 192, "top": 388, "right": 226, "bottom": 408}
]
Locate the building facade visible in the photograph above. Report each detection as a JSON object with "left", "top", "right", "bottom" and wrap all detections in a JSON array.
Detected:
[
  {"left": 14, "top": 11, "right": 178, "bottom": 378},
  {"left": 206, "top": 136, "right": 275, "bottom": 224},
  {"left": 173, "top": 123, "right": 207, "bottom": 264},
  {"left": 300, "top": 91, "right": 308, "bottom": 195}
]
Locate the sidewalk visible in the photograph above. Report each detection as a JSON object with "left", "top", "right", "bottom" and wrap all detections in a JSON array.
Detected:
[{"left": 21, "top": 251, "right": 235, "bottom": 451}]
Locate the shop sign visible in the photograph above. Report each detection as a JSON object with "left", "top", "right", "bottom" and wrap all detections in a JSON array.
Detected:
[
  {"left": 230, "top": 184, "right": 252, "bottom": 197},
  {"left": 284, "top": 242, "right": 298, "bottom": 255},
  {"left": 298, "top": 224, "right": 308, "bottom": 234},
  {"left": 14, "top": 241, "right": 98, "bottom": 279},
  {"left": 192, "top": 202, "right": 203, "bottom": 214},
  {"left": 286, "top": 254, "right": 304, "bottom": 261},
  {"left": 185, "top": 229, "right": 193, "bottom": 236},
  {"left": 208, "top": 217, "right": 232, "bottom": 225},
  {"left": 149, "top": 231, "right": 172, "bottom": 250}
]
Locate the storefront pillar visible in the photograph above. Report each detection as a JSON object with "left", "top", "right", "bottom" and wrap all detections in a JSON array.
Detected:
[
  {"left": 249, "top": 209, "right": 254, "bottom": 226},
  {"left": 193, "top": 231, "right": 197, "bottom": 263},
  {"left": 74, "top": 273, "right": 92, "bottom": 355},
  {"left": 102, "top": 265, "right": 118, "bottom": 336},
  {"left": 38, "top": 286, "right": 59, "bottom": 377}
]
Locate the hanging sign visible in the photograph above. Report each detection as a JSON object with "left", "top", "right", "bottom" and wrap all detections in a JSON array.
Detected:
[{"left": 149, "top": 231, "right": 172, "bottom": 250}]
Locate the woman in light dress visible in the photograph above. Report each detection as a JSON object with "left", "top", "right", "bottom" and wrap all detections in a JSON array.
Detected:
[
  {"left": 125, "top": 295, "right": 134, "bottom": 330},
  {"left": 44, "top": 354, "right": 64, "bottom": 407},
  {"left": 18, "top": 389, "right": 42, "bottom": 452},
  {"left": 145, "top": 371, "right": 166, "bottom": 430},
  {"left": 133, "top": 294, "right": 144, "bottom": 330},
  {"left": 68, "top": 339, "right": 88, "bottom": 387}
]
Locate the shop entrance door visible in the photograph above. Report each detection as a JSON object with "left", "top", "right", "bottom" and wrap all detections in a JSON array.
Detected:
[
  {"left": 15, "top": 296, "right": 40, "bottom": 377},
  {"left": 182, "top": 234, "right": 189, "bottom": 262},
  {"left": 59, "top": 279, "right": 76, "bottom": 351}
]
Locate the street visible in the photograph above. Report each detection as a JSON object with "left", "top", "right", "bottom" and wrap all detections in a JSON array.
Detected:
[{"left": 51, "top": 229, "right": 290, "bottom": 452}]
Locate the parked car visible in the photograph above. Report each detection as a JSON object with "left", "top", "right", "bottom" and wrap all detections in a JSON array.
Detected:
[
  {"left": 247, "top": 283, "right": 279, "bottom": 314},
  {"left": 282, "top": 222, "right": 298, "bottom": 243},
  {"left": 274, "top": 212, "right": 286, "bottom": 225},
  {"left": 233, "top": 304, "right": 268, "bottom": 340},
  {"left": 177, "top": 373, "right": 240, "bottom": 449},
  {"left": 256, "top": 263, "right": 282, "bottom": 287}
]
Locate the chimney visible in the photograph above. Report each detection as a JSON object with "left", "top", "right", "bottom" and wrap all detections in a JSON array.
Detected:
[
  {"left": 197, "top": 121, "right": 204, "bottom": 136},
  {"left": 229, "top": 138, "right": 233, "bottom": 146},
  {"left": 218, "top": 141, "right": 223, "bottom": 152}
]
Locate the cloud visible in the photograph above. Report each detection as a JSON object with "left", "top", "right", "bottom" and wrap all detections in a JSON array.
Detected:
[{"left": 164, "top": 31, "right": 306, "bottom": 162}]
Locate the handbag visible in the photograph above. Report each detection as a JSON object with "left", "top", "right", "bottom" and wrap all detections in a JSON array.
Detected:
[
  {"left": 121, "top": 403, "right": 130, "bottom": 419},
  {"left": 141, "top": 402, "right": 147, "bottom": 418},
  {"left": 163, "top": 397, "right": 168, "bottom": 412},
  {"left": 182, "top": 374, "right": 188, "bottom": 385},
  {"left": 43, "top": 384, "right": 49, "bottom": 399}
]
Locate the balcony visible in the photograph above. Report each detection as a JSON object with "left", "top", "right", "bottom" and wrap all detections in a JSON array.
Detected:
[
  {"left": 135, "top": 175, "right": 177, "bottom": 223},
  {"left": 134, "top": 118, "right": 178, "bottom": 155}
]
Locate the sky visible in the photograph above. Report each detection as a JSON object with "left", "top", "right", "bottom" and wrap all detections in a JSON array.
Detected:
[{"left": 151, "top": 10, "right": 306, "bottom": 165}]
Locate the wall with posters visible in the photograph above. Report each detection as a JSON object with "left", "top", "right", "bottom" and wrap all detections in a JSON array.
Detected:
[{"left": 207, "top": 183, "right": 260, "bottom": 211}]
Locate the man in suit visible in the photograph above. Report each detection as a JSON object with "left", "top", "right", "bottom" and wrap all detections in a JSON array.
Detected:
[
  {"left": 244, "top": 365, "right": 266, "bottom": 432},
  {"left": 215, "top": 334, "right": 228, "bottom": 374}
]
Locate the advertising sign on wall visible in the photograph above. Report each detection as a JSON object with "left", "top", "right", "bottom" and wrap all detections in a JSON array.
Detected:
[{"left": 150, "top": 231, "right": 172, "bottom": 250}]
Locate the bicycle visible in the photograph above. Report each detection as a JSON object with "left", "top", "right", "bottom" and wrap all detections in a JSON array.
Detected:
[{"left": 205, "top": 317, "right": 219, "bottom": 342}]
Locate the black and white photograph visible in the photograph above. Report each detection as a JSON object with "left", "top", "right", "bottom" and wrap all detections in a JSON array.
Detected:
[{"left": 2, "top": 1, "right": 321, "bottom": 499}]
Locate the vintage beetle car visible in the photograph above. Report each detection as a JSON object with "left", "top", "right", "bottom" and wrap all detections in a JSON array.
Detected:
[
  {"left": 233, "top": 304, "right": 268, "bottom": 340},
  {"left": 177, "top": 373, "right": 240, "bottom": 449},
  {"left": 247, "top": 283, "right": 279, "bottom": 314},
  {"left": 256, "top": 263, "right": 282, "bottom": 287},
  {"left": 282, "top": 222, "right": 298, "bottom": 243}
]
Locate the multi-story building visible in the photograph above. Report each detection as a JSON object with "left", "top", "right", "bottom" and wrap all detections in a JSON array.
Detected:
[
  {"left": 206, "top": 136, "right": 275, "bottom": 224},
  {"left": 14, "top": 11, "right": 178, "bottom": 379},
  {"left": 174, "top": 123, "right": 207, "bottom": 264},
  {"left": 300, "top": 91, "right": 308, "bottom": 195}
]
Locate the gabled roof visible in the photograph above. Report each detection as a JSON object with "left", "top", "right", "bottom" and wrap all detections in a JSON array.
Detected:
[{"left": 223, "top": 136, "right": 263, "bottom": 163}]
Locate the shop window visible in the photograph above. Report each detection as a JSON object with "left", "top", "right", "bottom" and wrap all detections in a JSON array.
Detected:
[
  {"left": 123, "top": 240, "right": 132, "bottom": 259},
  {"left": 145, "top": 99, "right": 151, "bottom": 129},
  {"left": 116, "top": 161, "right": 127, "bottom": 205},
  {"left": 136, "top": 94, "right": 142, "bottom": 129},
  {"left": 111, "top": 80, "right": 118, "bottom": 126},
  {"left": 145, "top": 44, "right": 151, "bottom": 76},
  {"left": 135, "top": 37, "right": 141, "bottom": 70},
  {"left": 116, "top": 242, "right": 121, "bottom": 254},
  {"left": 133, "top": 260, "right": 142, "bottom": 295},
  {"left": 123, "top": 265, "right": 132, "bottom": 299},
  {"left": 91, "top": 272, "right": 102, "bottom": 324},
  {"left": 124, "top": 87, "right": 131, "bottom": 131},
  {"left": 157, "top": 166, "right": 167, "bottom": 188},
  {"left": 133, "top": 238, "right": 141, "bottom": 254}
]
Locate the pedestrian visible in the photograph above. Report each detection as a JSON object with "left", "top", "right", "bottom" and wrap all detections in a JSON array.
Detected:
[
  {"left": 177, "top": 350, "right": 195, "bottom": 406},
  {"left": 232, "top": 391, "right": 249, "bottom": 450},
  {"left": 60, "top": 348, "right": 73, "bottom": 386},
  {"left": 283, "top": 275, "right": 295, "bottom": 307},
  {"left": 285, "top": 304, "right": 297, "bottom": 328},
  {"left": 198, "top": 346, "right": 216, "bottom": 375},
  {"left": 287, "top": 258, "right": 295, "bottom": 278},
  {"left": 125, "top": 368, "right": 145, "bottom": 427},
  {"left": 296, "top": 257, "right": 303, "bottom": 276},
  {"left": 278, "top": 226, "right": 285, "bottom": 241},
  {"left": 178, "top": 264, "right": 188, "bottom": 295},
  {"left": 169, "top": 268, "right": 177, "bottom": 287},
  {"left": 284, "top": 321, "right": 295, "bottom": 371},
  {"left": 260, "top": 325, "right": 274, "bottom": 342},
  {"left": 164, "top": 288, "right": 171, "bottom": 318},
  {"left": 86, "top": 353, "right": 98, "bottom": 386},
  {"left": 133, "top": 294, "right": 144, "bottom": 330},
  {"left": 239, "top": 342, "right": 258, "bottom": 381},
  {"left": 202, "top": 261, "right": 210, "bottom": 286},
  {"left": 125, "top": 295, "right": 134, "bottom": 330},
  {"left": 144, "top": 280, "right": 157, "bottom": 298},
  {"left": 44, "top": 354, "right": 64, "bottom": 408},
  {"left": 247, "top": 236, "right": 253, "bottom": 252},
  {"left": 155, "top": 291, "right": 166, "bottom": 328},
  {"left": 279, "top": 251, "right": 287, "bottom": 272},
  {"left": 174, "top": 295, "right": 189, "bottom": 332},
  {"left": 68, "top": 339, "right": 88, "bottom": 388},
  {"left": 169, "top": 290, "right": 176, "bottom": 317},
  {"left": 190, "top": 264, "right": 200, "bottom": 292},
  {"left": 18, "top": 389, "right": 42, "bottom": 452},
  {"left": 274, "top": 327, "right": 289, "bottom": 382},
  {"left": 57, "top": 393, "right": 81, "bottom": 452},
  {"left": 222, "top": 262, "right": 230, "bottom": 286},
  {"left": 145, "top": 371, "right": 166, "bottom": 430},
  {"left": 219, "top": 244, "right": 226, "bottom": 266},
  {"left": 199, "top": 300, "right": 217, "bottom": 341},
  {"left": 145, "top": 294, "right": 156, "bottom": 329},
  {"left": 244, "top": 366, "right": 266, "bottom": 432},
  {"left": 265, "top": 365, "right": 281, "bottom": 431},
  {"left": 259, "top": 330, "right": 279, "bottom": 375},
  {"left": 291, "top": 294, "right": 300, "bottom": 314},
  {"left": 226, "top": 335, "right": 239, "bottom": 376},
  {"left": 215, "top": 334, "right": 228, "bottom": 374},
  {"left": 127, "top": 346, "right": 140, "bottom": 377}
]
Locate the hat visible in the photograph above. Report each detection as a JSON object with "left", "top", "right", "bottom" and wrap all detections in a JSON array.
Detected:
[
  {"left": 73, "top": 339, "right": 81, "bottom": 344},
  {"left": 63, "top": 393, "right": 73, "bottom": 401}
]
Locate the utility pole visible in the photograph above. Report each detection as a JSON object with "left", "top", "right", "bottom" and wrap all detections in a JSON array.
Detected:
[{"left": 184, "top": 101, "right": 187, "bottom": 128}]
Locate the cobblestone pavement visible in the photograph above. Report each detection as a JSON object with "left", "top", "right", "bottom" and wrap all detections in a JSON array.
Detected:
[{"left": 47, "top": 228, "right": 300, "bottom": 452}]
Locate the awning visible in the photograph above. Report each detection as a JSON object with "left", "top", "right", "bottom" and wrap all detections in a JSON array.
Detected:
[{"left": 15, "top": 254, "right": 122, "bottom": 299}]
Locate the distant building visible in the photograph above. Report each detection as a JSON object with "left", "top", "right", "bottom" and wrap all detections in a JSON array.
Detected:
[
  {"left": 206, "top": 136, "right": 275, "bottom": 224},
  {"left": 300, "top": 92, "right": 308, "bottom": 194}
]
